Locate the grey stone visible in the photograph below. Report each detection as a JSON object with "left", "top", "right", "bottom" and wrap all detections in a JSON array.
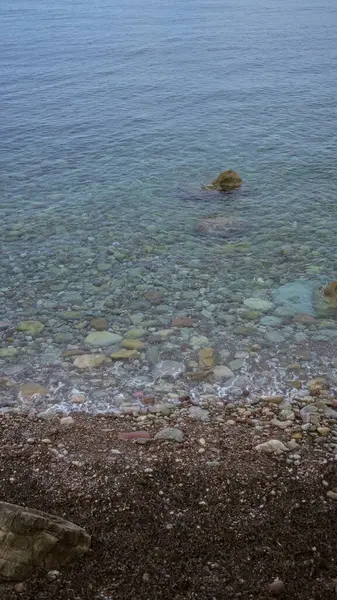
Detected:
[
  {"left": 255, "top": 439, "right": 288, "bottom": 454},
  {"left": 58, "top": 292, "right": 83, "bottom": 305},
  {"left": 243, "top": 298, "right": 273, "bottom": 312},
  {"left": 213, "top": 365, "right": 235, "bottom": 379},
  {"left": 148, "top": 404, "right": 173, "bottom": 416},
  {"left": 96, "top": 263, "right": 110, "bottom": 272},
  {"left": 60, "top": 416, "right": 74, "bottom": 428},
  {"left": 54, "top": 332, "right": 73, "bottom": 344},
  {"left": 324, "top": 407, "right": 337, "bottom": 420},
  {"left": 271, "top": 418, "right": 292, "bottom": 430},
  {"left": 260, "top": 316, "right": 282, "bottom": 326},
  {"left": 190, "top": 335, "right": 210, "bottom": 348},
  {"left": 265, "top": 330, "right": 285, "bottom": 343},
  {"left": 85, "top": 331, "right": 122, "bottom": 347},
  {"left": 188, "top": 406, "right": 210, "bottom": 422},
  {"left": 40, "top": 347, "right": 62, "bottom": 366},
  {"left": 130, "top": 313, "right": 145, "bottom": 325},
  {"left": 272, "top": 280, "right": 315, "bottom": 316},
  {"left": 37, "top": 411, "right": 58, "bottom": 422},
  {"left": 228, "top": 359, "right": 245, "bottom": 371},
  {"left": 300, "top": 404, "right": 318, "bottom": 424},
  {"left": 154, "top": 427, "right": 184, "bottom": 443}
]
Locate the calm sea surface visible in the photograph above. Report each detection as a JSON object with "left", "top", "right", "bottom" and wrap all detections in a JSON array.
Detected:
[{"left": 1, "top": 0, "right": 337, "bottom": 411}]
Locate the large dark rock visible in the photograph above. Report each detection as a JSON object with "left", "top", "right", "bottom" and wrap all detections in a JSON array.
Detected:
[
  {"left": 0, "top": 502, "right": 90, "bottom": 582},
  {"left": 206, "top": 170, "right": 243, "bottom": 192}
]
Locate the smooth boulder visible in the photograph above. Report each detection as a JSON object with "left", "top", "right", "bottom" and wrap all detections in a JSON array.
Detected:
[{"left": 0, "top": 502, "right": 90, "bottom": 582}]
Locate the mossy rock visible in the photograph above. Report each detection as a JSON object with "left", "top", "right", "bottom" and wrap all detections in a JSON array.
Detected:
[
  {"left": 90, "top": 317, "right": 109, "bottom": 331},
  {"left": 198, "top": 347, "right": 216, "bottom": 369},
  {"left": 17, "top": 321, "right": 44, "bottom": 336},
  {"left": 205, "top": 170, "right": 243, "bottom": 192},
  {"left": 323, "top": 281, "right": 337, "bottom": 308},
  {"left": 111, "top": 349, "right": 140, "bottom": 360},
  {"left": 0, "top": 347, "right": 18, "bottom": 358},
  {"left": 121, "top": 339, "right": 145, "bottom": 350}
]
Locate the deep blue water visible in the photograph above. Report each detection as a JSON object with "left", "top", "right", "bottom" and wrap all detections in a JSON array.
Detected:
[
  {"left": 2, "top": 0, "right": 337, "bottom": 211},
  {"left": 1, "top": 0, "right": 337, "bottom": 407}
]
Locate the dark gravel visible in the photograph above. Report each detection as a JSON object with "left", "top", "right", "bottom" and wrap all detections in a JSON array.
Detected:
[{"left": 1, "top": 413, "right": 337, "bottom": 599}]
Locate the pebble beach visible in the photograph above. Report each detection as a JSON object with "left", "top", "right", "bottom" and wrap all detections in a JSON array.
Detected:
[{"left": 2, "top": 0, "right": 337, "bottom": 596}]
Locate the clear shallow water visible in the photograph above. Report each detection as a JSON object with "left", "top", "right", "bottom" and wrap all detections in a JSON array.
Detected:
[{"left": 1, "top": 0, "right": 337, "bottom": 411}]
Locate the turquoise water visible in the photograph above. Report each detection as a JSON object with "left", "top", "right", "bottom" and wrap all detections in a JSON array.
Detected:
[{"left": 1, "top": 0, "right": 337, "bottom": 410}]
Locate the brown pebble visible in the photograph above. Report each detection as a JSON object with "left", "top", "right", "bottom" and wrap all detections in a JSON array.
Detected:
[
  {"left": 118, "top": 430, "right": 152, "bottom": 441},
  {"left": 14, "top": 583, "right": 26, "bottom": 594},
  {"left": 269, "top": 579, "right": 285, "bottom": 595},
  {"left": 171, "top": 317, "right": 194, "bottom": 327}
]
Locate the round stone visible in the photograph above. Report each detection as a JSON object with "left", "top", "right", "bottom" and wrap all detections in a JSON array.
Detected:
[
  {"left": 121, "top": 339, "right": 145, "bottom": 350},
  {"left": 213, "top": 365, "right": 234, "bottom": 379},
  {"left": 124, "top": 329, "right": 145, "bottom": 339},
  {"left": 90, "top": 317, "right": 109, "bottom": 331},
  {"left": 85, "top": 331, "right": 122, "bottom": 347},
  {"left": 154, "top": 427, "right": 184, "bottom": 442},
  {"left": 243, "top": 298, "right": 273, "bottom": 312},
  {"left": 265, "top": 330, "right": 285, "bottom": 343}
]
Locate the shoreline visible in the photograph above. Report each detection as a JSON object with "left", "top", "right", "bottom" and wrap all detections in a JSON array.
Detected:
[{"left": 1, "top": 383, "right": 337, "bottom": 599}]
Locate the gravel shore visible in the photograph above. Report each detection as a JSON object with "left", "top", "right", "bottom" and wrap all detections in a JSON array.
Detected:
[{"left": 1, "top": 393, "right": 337, "bottom": 599}]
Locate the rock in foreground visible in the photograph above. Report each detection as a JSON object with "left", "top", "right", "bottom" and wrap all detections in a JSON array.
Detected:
[
  {"left": 0, "top": 502, "right": 90, "bottom": 582},
  {"left": 206, "top": 169, "right": 243, "bottom": 191}
]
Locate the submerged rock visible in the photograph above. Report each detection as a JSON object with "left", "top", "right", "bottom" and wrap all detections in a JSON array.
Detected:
[
  {"left": 198, "top": 347, "right": 216, "bottom": 369},
  {"left": 0, "top": 347, "right": 18, "bottom": 358},
  {"left": 17, "top": 321, "right": 44, "bottom": 336},
  {"left": 19, "top": 383, "right": 48, "bottom": 400},
  {"left": 243, "top": 297, "right": 273, "bottom": 312},
  {"left": 90, "top": 317, "right": 109, "bottom": 331},
  {"left": 85, "top": 331, "right": 122, "bottom": 347},
  {"left": 121, "top": 339, "right": 145, "bottom": 350},
  {"left": 153, "top": 360, "right": 185, "bottom": 379},
  {"left": 213, "top": 365, "right": 235, "bottom": 379},
  {"left": 111, "top": 349, "right": 140, "bottom": 360},
  {"left": 73, "top": 354, "right": 108, "bottom": 369},
  {"left": 205, "top": 169, "right": 243, "bottom": 191},
  {"left": 272, "top": 280, "right": 315, "bottom": 316},
  {"left": 196, "top": 216, "right": 247, "bottom": 237}
]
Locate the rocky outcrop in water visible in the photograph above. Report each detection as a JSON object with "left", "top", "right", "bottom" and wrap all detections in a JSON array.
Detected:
[
  {"left": 0, "top": 502, "right": 90, "bottom": 582},
  {"left": 205, "top": 169, "right": 242, "bottom": 191},
  {"left": 323, "top": 281, "right": 337, "bottom": 308}
]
